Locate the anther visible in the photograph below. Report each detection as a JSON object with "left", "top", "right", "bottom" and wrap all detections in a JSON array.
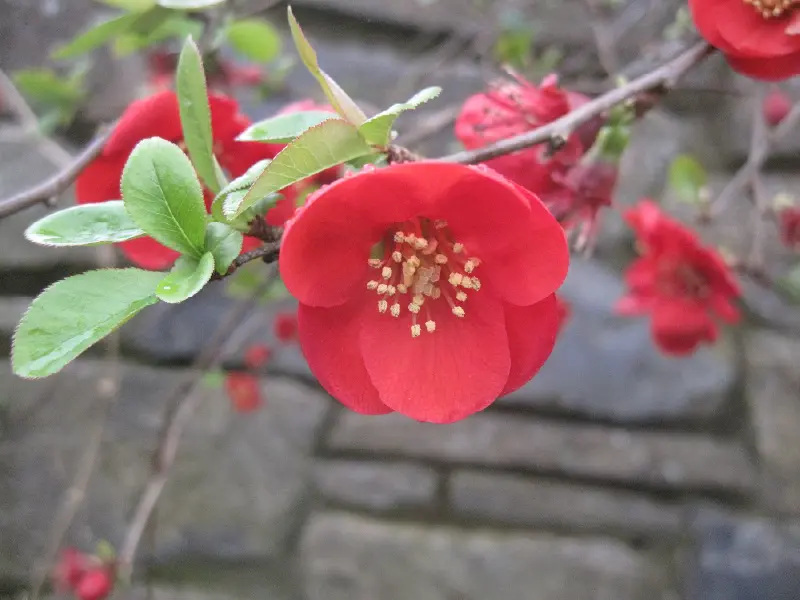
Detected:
[
  {"left": 453, "top": 243, "right": 464, "bottom": 253},
  {"left": 452, "top": 306, "right": 466, "bottom": 317},
  {"left": 392, "top": 251, "right": 403, "bottom": 263},
  {"left": 425, "top": 320, "right": 436, "bottom": 333},
  {"left": 368, "top": 258, "right": 383, "bottom": 268},
  {"left": 397, "top": 284, "right": 408, "bottom": 294},
  {"left": 448, "top": 272, "right": 463, "bottom": 286},
  {"left": 464, "top": 259, "right": 478, "bottom": 273},
  {"left": 456, "top": 291, "right": 468, "bottom": 302},
  {"left": 431, "top": 287, "right": 442, "bottom": 299},
  {"left": 412, "top": 294, "right": 425, "bottom": 306},
  {"left": 461, "top": 276, "right": 473, "bottom": 289},
  {"left": 471, "top": 277, "right": 482, "bottom": 291},
  {"left": 367, "top": 280, "right": 379, "bottom": 290},
  {"left": 390, "top": 303, "right": 401, "bottom": 317},
  {"left": 381, "top": 266, "right": 393, "bottom": 280},
  {"left": 411, "top": 324, "right": 422, "bottom": 337},
  {"left": 387, "top": 285, "right": 396, "bottom": 296},
  {"left": 377, "top": 284, "right": 388, "bottom": 295},
  {"left": 435, "top": 254, "right": 448, "bottom": 265},
  {"left": 378, "top": 300, "right": 388, "bottom": 313},
  {"left": 408, "top": 303, "right": 421, "bottom": 314},
  {"left": 394, "top": 232, "right": 405, "bottom": 243},
  {"left": 414, "top": 238, "right": 428, "bottom": 250}
]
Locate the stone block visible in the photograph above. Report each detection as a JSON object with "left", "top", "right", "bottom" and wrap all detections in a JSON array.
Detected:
[
  {"left": 327, "top": 412, "right": 756, "bottom": 494},
  {"left": 300, "top": 511, "right": 674, "bottom": 600},
  {"left": 449, "top": 471, "right": 684, "bottom": 539}
]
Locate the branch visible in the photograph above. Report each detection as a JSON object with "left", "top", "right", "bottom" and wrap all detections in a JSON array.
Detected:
[
  {"left": 437, "top": 41, "right": 713, "bottom": 165},
  {"left": 210, "top": 240, "right": 281, "bottom": 280},
  {"left": 117, "top": 270, "right": 278, "bottom": 575},
  {"left": 0, "top": 126, "right": 113, "bottom": 219}
]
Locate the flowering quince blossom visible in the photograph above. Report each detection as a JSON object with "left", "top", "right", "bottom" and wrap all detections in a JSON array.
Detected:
[
  {"left": 779, "top": 205, "right": 800, "bottom": 249},
  {"left": 763, "top": 87, "right": 793, "bottom": 126},
  {"left": 74, "top": 567, "right": 114, "bottom": 600},
  {"left": 280, "top": 162, "right": 569, "bottom": 423},
  {"left": 76, "top": 90, "right": 274, "bottom": 270},
  {"left": 455, "top": 74, "right": 597, "bottom": 198},
  {"left": 244, "top": 343, "right": 273, "bottom": 368},
  {"left": 616, "top": 200, "right": 741, "bottom": 356},
  {"left": 225, "top": 371, "right": 263, "bottom": 412},
  {"left": 54, "top": 548, "right": 88, "bottom": 591},
  {"left": 689, "top": 0, "right": 800, "bottom": 80},
  {"left": 53, "top": 549, "right": 114, "bottom": 600}
]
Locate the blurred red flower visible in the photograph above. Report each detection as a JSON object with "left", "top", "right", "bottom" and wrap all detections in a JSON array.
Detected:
[
  {"left": 280, "top": 162, "right": 569, "bottom": 423},
  {"left": 763, "top": 87, "right": 793, "bottom": 126},
  {"left": 53, "top": 548, "right": 87, "bottom": 592},
  {"left": 274, "top": 311, "right": 299, "bottom": 343},
  {"left": 225, "top": 372, "right": 263, "bottom": 412},
  {"left": 76, "top": 90, "right": 274, "bottom": 270},
  {"left": 689, "top": 0, "right": 800, "bottom": 80},
  {"left": 779, "top": 205, "right": 800, "bottom": 250},
  {"left": 616, "top": 200, "right": 741, "bottom": 355},
  {"left": 74, "top": 568, "right": 114, "bottom": 600},
  {"left": 244, "top": 344, "right": 273, "bottom": 369},
  {"left": 455, "top": 74, "right": 597, "bottom": 197}
]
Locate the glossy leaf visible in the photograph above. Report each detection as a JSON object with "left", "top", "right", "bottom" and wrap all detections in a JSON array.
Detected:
[
  {"left": 287, "top": 7, "right": 367, "bottom": 126},
  {"left": 226, "top": 119, "right": 372, "bottom": 218},
  {"left": 121, "top": 137, "right": 207, "bottom": 257},
  {"left": 358, "top": 86, "right": 441, "bottom": 146},
  {"left": 176, "top": 36, "right": 222, "bottom": 193},
  {"left": 205, "top": 222, "right": 243, "bottom": 274},
  {"left": 157, "top": 0, "right": 225, "bottom": 8},
  {"left": 25, "top": 201, "right": 144, "bottom": 247},
  {"left": 13, "top": 68, "right": 85, "bottom": 106},
  {"left": 226, "top": 18, "right": 282, "bottom": 63},
  {"left": 669, "top": 154, "right": 708, "bottom": 204},
  {"left": 211, "top": 159, "right": 270, "bottom": 222},
  {"left": 12, "top": 269, "right": 163, "bottom": 378},
  {"left": 156, "top": 252, "right": 215, "bottom": 303},
  {"left": 237, "top": 110, "right": 333, "bottom": 144},
  {"left": 52, "top": 13, "right": 141, "bottom": 59}
]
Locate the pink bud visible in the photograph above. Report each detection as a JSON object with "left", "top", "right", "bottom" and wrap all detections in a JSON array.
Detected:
[
  {"left": 74, "top": 568, "right": 113, "bottom": 600},
  {"left": 763, "top": 88, "right": 792, "bottom": 127}
]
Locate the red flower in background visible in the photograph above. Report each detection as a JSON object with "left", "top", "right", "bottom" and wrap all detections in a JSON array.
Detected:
[
  {"left": 616, "top": 200, "right": 741, "bottom": 356},
  {"left": 763, "top": 87, "right": 793, "bottom": 126},
  {"left": 280, "top": 162, "right": 568, "bottom": 423},
  {"left": 76, "top": 90, "right": 275, "bottom": 270},
  {"left": 274, "top": 311, "right": 299, "bottom": 343},
  {"left": 244, "top": 343, "right": 273, "bottom": 369},
  {"left": 54, "top": 548, "right": 88, "bottom": 592},
  {"left": 779, "top": 206, "right": 800, "bottom": 250},
  {"left": 689, "top": 0, "right": 800, "bottom": 80},
  {"left": 53, "top": 549, "right": 114, "bottom": 600},
  {"left": 455, "top": 74, "right": 597, "bottom": 197},
  {"left": 555, "top": 295, "right": 571, "bottom": 334},
  {"left": 225, "top": 372, "right": 263, "bottom": 412},
  {"left": 74, "top": 568, "right": 114, "bottom": 600}
]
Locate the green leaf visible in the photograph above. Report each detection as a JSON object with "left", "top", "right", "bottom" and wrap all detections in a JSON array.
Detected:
[
  {"left": 211, "top": 159, "right": 271, "bottom": 222},
  {"left": 287, "top": 7, "right": 367, "bottom": 126},
  {"left": 201, "top": 369, "right": 226, "bottom": 388},
  {"left": 777, "top": 264, "right": 800, "bottom": 304},
  {"left": 205, "top": 222, "right": 243, "bottom": 274},
  {"left": 358, "top": 86, "right": 441, "bottom": 146},
  {"left": 121, "top": 138, "right": 207, "bottom": 257},
  {"left": 225, "top": 119, "right": 372, "bottom": 218},
  {"left": 226, "top": 18, "right": 282, "bottom": 63},
  {"left": 97, "top": 0, "right": 157, "bottom": 10},
  {"left": 237, "top": 110, "right": 334, "bottom": 144},
  {"left": 176, "top": 37, "right": 223, "bottom": 194},
  {"left": 13, "top": 68, "right": 84, "bottom": 106},
  {"left": 669, "top": 154, "right": 708, "bottom": 204},
  {"left": 52, "top": 13, "right": 141, "bottom": 59},
  {"left": 24, "top": 201, "right": 144, "bottom": 247},
  {"left": 12, "top": 269, "right": 163, "bottom": 378},
  {"left": 157, "top": 0, "right": 225, "bottom": 9},
  {"left": 156, "top": 253, "right": 215, "bottom": 303}
]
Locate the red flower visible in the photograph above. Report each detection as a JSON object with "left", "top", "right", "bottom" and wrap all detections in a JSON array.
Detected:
[
  {"left": 225, "top": 372, "right": 263, "bottom": 412},
  {"left": 616, "top": 200, "right": 741, "bottom": 356},
  {"left": 266, "top": 195, "right": 299, "bottom": 227},
  {"left": 74, "top": 567, "right": 114, "bottom": 600},
  {"left": 779, "top": 206, "right": 800, "bottom": 249},
  {"left": 689, "top": 0, "right": 800, "bottom": 80},
  {"left": 455, "top": 74, "right": 594, "bottom": 196},
  {"left": 244, "top": 344, "right": 273, "bottom": 369},
  {"left": 280, "top": 162, "right": 569, "bottom": 423},
  {"left": 547, "top": 160, "right": 618, "bottom": 251},
  {"left": 763, "top": 87, "right": 793, "bottom": 126},
  {"left": 76, "top": 90, "right": 275, "bottom": 270},
  {"left": 54, "top": 548, "right": 88, "bottom": 592},
  {"left": 274, "top": 311, "right": 299, "bottom": 343}
]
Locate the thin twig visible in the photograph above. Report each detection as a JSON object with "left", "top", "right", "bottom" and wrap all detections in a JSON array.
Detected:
[
  {"left": 438, "top": 41, "right": 713, "bottom": 164},
  {"left": 117, "top": 271, "right": 277, "bottom": 575},
  {"left": 0, "top": 126, "right": 113, "bottom": 219},
  {"left": 210, "top": 240, "right": 281, "bottom": 280}
]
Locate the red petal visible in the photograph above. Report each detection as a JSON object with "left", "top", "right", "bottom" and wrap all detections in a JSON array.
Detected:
[
  {"left": 651, "top": 299, "right": 717, "bottom": 356},
  {"left": 436, "top": 167, "right": 569, "bottom": 306},
  {"left": 298, "top": 300, "right": 391, "bottom": 415},
  {"left": 615, "top": 294, "right": 652, "bottom": 316},
  {"left": 501, "top": 294, "right": 560, "bottom": 396},
  {"left": 359, "top": 287, "right": 510, "bottom": 423},
  {"left": 225, "top": 372, "right": 263, "bottom": 413},
  {"left": 689, "top": 0, "right": 736, "bottom": 51},
  {"left": 726, "top": 50, "right": 800, "bottom": 81},
  {"left": 75, "top": 154, "right": 128, "bottom": 204},
  {"left": 104, "top": 90, "right": 182, "bottom": 156},
  {"left": 714, "top": 1, "right": 800, "bottom": 57},
  {"left": 118, "top": 237, "right": 180, "bottom": 270},
  {"left": 280, "top": 165, "right": 432, "bottom": 308}
]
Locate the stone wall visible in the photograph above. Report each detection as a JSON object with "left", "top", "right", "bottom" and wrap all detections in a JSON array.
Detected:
[{"left": 2, "top": 2, "right": 800, "bottom": 599}]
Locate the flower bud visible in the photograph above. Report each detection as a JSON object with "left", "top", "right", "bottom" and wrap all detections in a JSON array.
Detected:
[{"left": 763, "top": 88, "right": 792, "bottom": 127}]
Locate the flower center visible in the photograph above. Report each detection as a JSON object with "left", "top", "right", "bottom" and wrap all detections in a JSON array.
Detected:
[
  {"left": 366, "top": 218, "right": 482, "bottom": 338},
  {"left": 658, "top": 262, "right": 710, "bottom": 299},
  {"left": 743, "top": 0, "right": 798, "bottom": 18}
]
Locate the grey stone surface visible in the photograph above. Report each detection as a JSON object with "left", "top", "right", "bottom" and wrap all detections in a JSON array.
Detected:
[
  {"left": 745, "top": 330, "right": 800, "bottom": 515},
  {"left": 685, "top": 510, "right": 800, "bottom": 600},
  {"left": 0, "top": 360, "right": 330, "bottom": 579},
  {"left": 313, "top": 460, "right": 438, "bottom": 512},
  {"left": 327, "top": 412, "right": 756, "bottom": 493},
  {"left": 300, "top": 511, "right": 674, "bottom": 600},
  {"left": 0, "top": 297, "right": 29, "bottom": 354},
  {"left": 449, "top": 471, "right": 684, "bottom": 539},
  {"left": 504, "top": 259, "right": 735, "bottom": 423}
]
